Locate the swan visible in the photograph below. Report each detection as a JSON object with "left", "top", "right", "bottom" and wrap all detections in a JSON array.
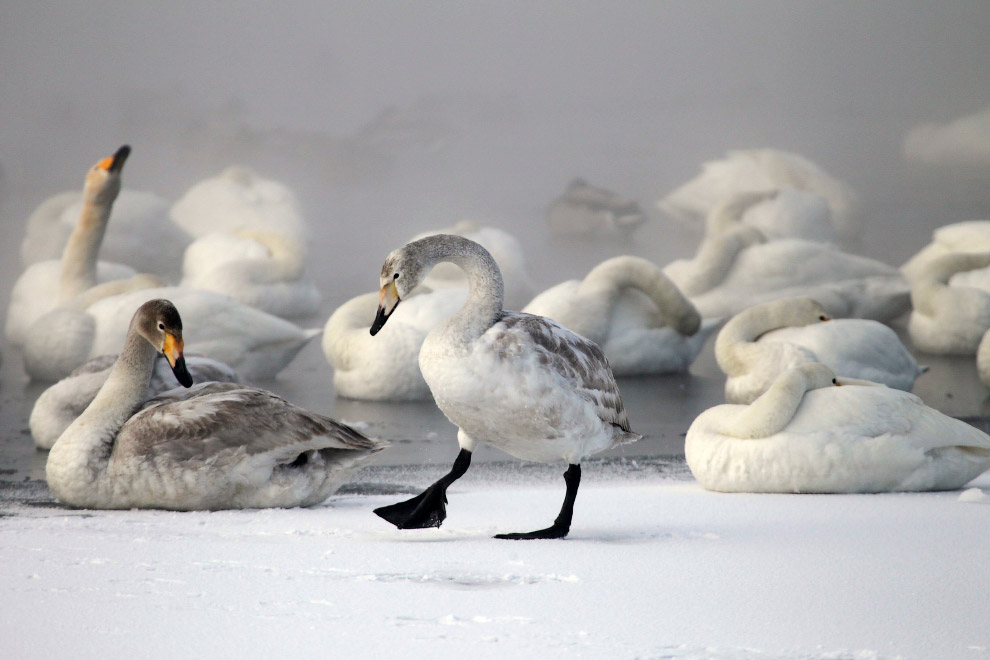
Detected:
[
  {"left": 22, "top": 285, "right": 321, "bottom": 382},
  {"left": 408, "top": 219, "right": 534, "bottom": 310},
  {"left": 45, "top": 299, "right": 384, "bottom": 510},
  {"left": 545, "top": 178, "right": 648, "bottom": 236},
  {"left": 716, "top": 297, "right": 925, "bottom": 404},
  {"left": 369, "top": 234, "right": 640, "bottom": 539},
  {"left": 663, "top": 223, "right": 910, "bottom": 322},
  {"left": 169, "top": 166, "right": 308, "bottom": 241},
  {"left": 6, "top": 146, "right": 163, "bottom": 347},
  {"left": 901, "top": 220, "right": 990, "bottom": 282},
  {"left": 20, "top": 188, "right": 190, "bottom": 279},
  {"left": 31, "top": 353, "right": 239, "bottom": 450},
  {"left": 907, "top": 252, "right": 990, "bottom": 355},
  {"left": 322, "top": 286, "right": 466, "bottom": 401},
  {"left": 658, "top": 148, "right": 858, "bottom": 239},
  {"left": 704, "top": 187, "right": 835, "bottom": 243},
  {"left": 179, "top": 230, "right": 321, "bottom": 319},
  {"left": 522, "top": 255, "right": 718, "bottom": 375},
  {"left": 686, "top": 363, "right": 990, "bottom": 493}
]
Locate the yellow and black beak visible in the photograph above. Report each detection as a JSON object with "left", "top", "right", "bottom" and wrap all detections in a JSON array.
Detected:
[
  {"left": 97, "top": 145, "right": 131, "bottom": 174},
  {"left": 163, "top": 332, "right": 193, "bottom": 388},
  {"left": 370, "top": 280, "right": 400, "bottom": 336}
]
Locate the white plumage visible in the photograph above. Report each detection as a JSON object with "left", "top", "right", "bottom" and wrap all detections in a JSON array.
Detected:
[
  {"left": 907, "top": 252, "right": 990, "bottom": 355},
  {"left": 686, "top": 364, "right": 990, "bottom": 493}
]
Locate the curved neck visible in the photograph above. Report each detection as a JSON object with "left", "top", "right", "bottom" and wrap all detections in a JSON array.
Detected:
[
  {"left": 580, "top": 256, "right": 700, "bottom": 334},
  {"left": 704, "top": 191, "right": 774, "bottom": 236},
  {"left": 912, "top": 252, "right": 990, "bottom": 315},
  {"left": 59, "top": 196, "right": 113, "bottom": 301},
  {"left": 415, "top": 235, "right": 504, "bottom": 341},
  {"left": 235, "top": 230, "right": 307, "bottom": 281},
  {"left": 714, "top": 367, "right": 824, "bottom": 438},
  {"left": 324, "top": 292, "right": 379, "bottom": 368},
  {"left": 715, "top": 301, "right": 812, "bottom": 376},
  {"left": 680, "top": 225, "right": 766, "bottom": 296}
]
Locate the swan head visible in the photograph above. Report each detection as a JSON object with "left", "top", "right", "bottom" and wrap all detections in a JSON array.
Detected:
[
  {"left": 370, "top": 240, "right": 435, "bottom": 335},
  {"left": 82, "top": 145, "right": 130, "bottom": 208},
  {"left": 133, "top": 299, "right": 193, "bottom": 388}
]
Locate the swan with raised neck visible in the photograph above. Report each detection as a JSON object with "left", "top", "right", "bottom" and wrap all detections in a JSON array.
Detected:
[
  {"left": 908, "top": 251, "right": 990, "bottom": 355},
  {"left": 369, "top": 234, "right": 639, "bottom": 539},
  {"left": 58, "top": 145, "right": 131, "bottom": 302}
]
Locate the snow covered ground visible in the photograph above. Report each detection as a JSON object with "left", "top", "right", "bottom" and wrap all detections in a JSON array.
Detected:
[{"left": 2, "top": 461, "right": 988, "bottom": 660}]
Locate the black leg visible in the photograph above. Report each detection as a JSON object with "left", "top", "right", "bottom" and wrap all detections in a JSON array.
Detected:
[
  {"left": 495, "top": 463, "right": 581, "bottom": 540},
  {"left": 374, "top": 449, "right": 472, "bottom": 529}
]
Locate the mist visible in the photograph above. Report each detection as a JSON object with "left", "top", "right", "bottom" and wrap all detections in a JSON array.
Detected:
[{"left": 1, "top": 1, "right": 989, "bottom": 309}]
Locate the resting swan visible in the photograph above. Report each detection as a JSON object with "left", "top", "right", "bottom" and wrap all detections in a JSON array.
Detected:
[
  {"left": 45, "top": 299, "right": 384, "bottom": 510},
  {"left": 717, "top": 297, "right": 926, "bottom": 403},
  {"left": 179, "top": 230, "right": 322, "bottom": 319},
  {"left": 6, "top": 146, "right": 162, "bottom": 346},
  {"left": 322, "top": 286, "right": 466, "bottom": 400},
  {"left": 408, "top": 220, "right": 534, "bottom": 310},
  {"left": 663, "top": 218, "right": 909, "bottom": 322},
  {"left": 22, "top": 286, "right": 321, "bottom": 382},
  {"left": 522, "top": 255, "right": 717, "bottom": 375},
  {"left": 907, "top": 252, "right": 990, "bottom": 355},
  {"left": 31, "top": 353, "right": 239, "bottom": 450},
  {"left": 704, "top": 187, "right": 836, "bottom": 243},
  {"left": 369, "top": 235, "right": 640, "bottom": 539},
  {"left": 658, "top": 148, "right": 858, "bottom": 239},
  {"left": 901, "top": 220, "right": 990, "bottom": 282},
  {"left": 686, "top": 363, "right": 990, "bottom": 493},
  {"left": 169, "top": 166, "right": 308, "bottom": 241},
  {"left": 545, "top": 179, "right": 648, "bottom": 236}
]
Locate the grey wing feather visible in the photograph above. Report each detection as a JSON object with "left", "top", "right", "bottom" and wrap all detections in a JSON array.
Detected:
[
  {"left": 497, "top": 312, "right": 633, "bottom": 432},
  {"left": 115, "top": 382, "right": 380, "bottom": 463}
]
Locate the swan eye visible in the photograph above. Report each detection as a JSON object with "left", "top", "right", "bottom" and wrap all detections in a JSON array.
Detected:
[
  {"left": 393, "top": 273, "right": 400, "bottom": 280},
  {"left": 158, "top": 323, "right": 165, "bottom": 330},
  {"left": 819, "top": 315, "right": 827, "bottom": 321},
  {"left": 831, "top": 378, "right": 838, "bottom": 385}
]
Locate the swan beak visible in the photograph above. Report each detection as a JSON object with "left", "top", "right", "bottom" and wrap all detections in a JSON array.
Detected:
[
  {"left": 97, "top": 145, "right": 131, "bottom": 173},
  {"left": 163, "top": 332, "right": 193, "bottom": 388},
  {"left": 370, "top": 280, "right": 400, "bottom": 336}
]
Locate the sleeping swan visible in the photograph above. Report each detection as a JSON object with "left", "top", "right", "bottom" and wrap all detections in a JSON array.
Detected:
[
  {"left": 322, "top": 286, "right": 466, "bottom": 401},
  {"left": 522, "top": 255, "right": 717, "bottom": 375},
  {"left": 369, "top": 234, "right": 640, "bottom": 539},
  {"left": 907, "top": 252, "right": 990, "bottom": 355},
  {"left": 716, "top": 297, "right": 925, "bottom": 403},
  {"left": 45, "top": 299, "right": 384, "bottom": 510},
  {"left": 686, "top": 363, "right": 990, "bottom": 493}
]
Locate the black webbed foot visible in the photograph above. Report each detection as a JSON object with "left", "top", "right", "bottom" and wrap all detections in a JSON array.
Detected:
[
  {"left": 494, "top": 522, "right": 570, "bottom": 541},
  {"left": 374, "top": 484, "right": 449, "bottom": 529}
]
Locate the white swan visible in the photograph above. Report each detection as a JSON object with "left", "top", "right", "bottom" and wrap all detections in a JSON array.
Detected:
[
  {"left": 902, "top": 105, "right": 990, "bottom": 167},
  {"left": 322, "top": 286, "right": 466, "bottom": 401},
  {"left": 704, "top": 187, "right": 836, "bottom": 243},
  {"left": 716, "top": 297, "right": 925, "bottom": 404},
  {"left": 6, "top": 146, "right": 163, "bottom": 347},
  {"left": 663, "top": 225, "right": 910, "bottom": 322},
  {"left": 170, "top": 166, "right": 308, "bottom": 241},
  {"left": 31, "top": 353, "right": 239, "bottom": 450},
  {"left": 45, "top": 299, "right": 384, "bottom": 510},
  {"left": 545, "top": 178, "right": 648, "bottom": 236},
  {"left": 408, "top": 219, "right": 534, "bottom": 310},
  {"left": 907, "top": 252, "right": 990, "bottom": 355},
  {"left": 901, "top": 220, "right": 990, "bottom": 282},
  {"left": 522, "top": 256, "right": 718, "bottom": 375},
  {"left": 20, "top": 188, "right": 190, "bottom": 279},
  {"left": 686, "top": 363, "right": 990, "bottom": 493},
  {"left": 179, "top": 230, "right": 321, "bottom": 319},
  {"left": 22, "top": 286, "right": 321, "bottom": 382},
  {"left": 369, "top": 234, "right": 640, "bottom": 539},
  {"left": 658, "top": 148, "right": 858, "bottom": 239}
]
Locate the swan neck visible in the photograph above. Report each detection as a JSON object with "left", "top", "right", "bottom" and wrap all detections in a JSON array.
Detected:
[
  {"left": 680, "top": 226, "right": 764, "bottom": 296},
  {"left": 59, "top": 197, "right": 112, "bottom": 301},
  {"left": 421, "top": 236, "right": 504, "bottom": 340},
  {"left": 716, "top": 368, "right": 817, "bottom": 438}
]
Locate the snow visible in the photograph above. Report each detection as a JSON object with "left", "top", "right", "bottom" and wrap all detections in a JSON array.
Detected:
[{"left": 2, "top": 465, "right": 989, "bottom": 660}]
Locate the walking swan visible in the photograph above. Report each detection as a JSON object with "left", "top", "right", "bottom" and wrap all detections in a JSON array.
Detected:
[{"left": 369, "top": 235, "right": 640, "bottom": 539}]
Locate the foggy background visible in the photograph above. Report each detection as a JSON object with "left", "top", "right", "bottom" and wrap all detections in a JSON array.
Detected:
[{"left": 1, "top": 0, "right": 989, "bottom": 315}]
